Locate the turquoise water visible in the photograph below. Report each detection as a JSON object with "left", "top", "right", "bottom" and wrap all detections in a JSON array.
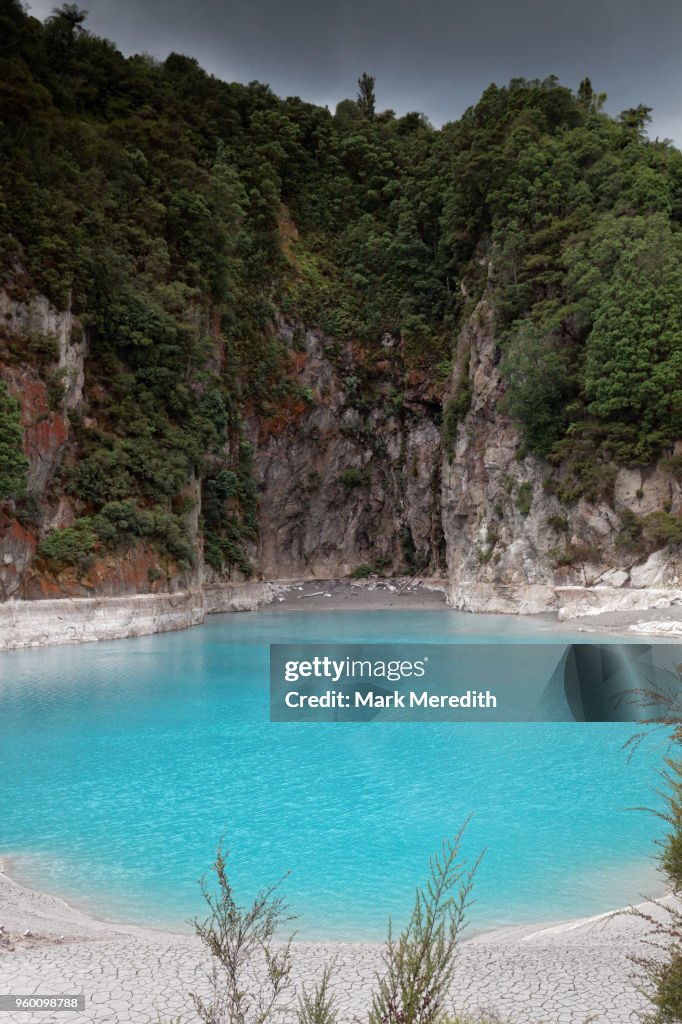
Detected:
[{"left": 0, "top": 609, "right": 671, "bottom": 940}]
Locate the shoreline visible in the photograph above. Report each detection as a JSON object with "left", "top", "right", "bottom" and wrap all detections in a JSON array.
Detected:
[
  {"left": 0, "top": 856, "right": 677, "bottom": 1023},
  {"left": 2, "top": 849, "right": 669, "bottom": 946},
  {"left": 1, "top": 576, "right": 681, "bottom": 651}
]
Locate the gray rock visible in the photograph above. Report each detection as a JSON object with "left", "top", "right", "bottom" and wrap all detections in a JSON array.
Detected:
[{"left": 630, "top": 549, "right": 668, "bottom": 588}]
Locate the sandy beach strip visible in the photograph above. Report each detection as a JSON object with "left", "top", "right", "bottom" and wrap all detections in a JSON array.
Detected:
[
  {"left": 268, "top": 576, "right": 452, "bottom": 612},
  {"left": 0, "top": 859, "right": 677, "bottom": 1024}
]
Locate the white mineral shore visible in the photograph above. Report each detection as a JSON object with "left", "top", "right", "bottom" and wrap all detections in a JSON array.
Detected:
[
  {"left": 0, "top": 859, "right": 677, "bottom": 1024},
  {"left": 3, "top": 576, "right": 682, "bottom": 651},
  {"left": 0, "top": 582, "right": 282, "bottom": 651}
]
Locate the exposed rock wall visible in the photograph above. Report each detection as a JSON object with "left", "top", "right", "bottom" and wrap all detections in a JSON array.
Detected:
[
  {"left": 0, "top": 289, "right": 202, "bottom": 602},
  {"left": 0, "top": 291, "right": 81, "bottom": 600},
  {"left": 1, "top": 285, "right": 681, "bottom": 633},
  {"left": 441, "top": 295, "right": 682, "bottom": 613},
  {"left": 250, "top": 323, "right": 443, "bottom": 579}
]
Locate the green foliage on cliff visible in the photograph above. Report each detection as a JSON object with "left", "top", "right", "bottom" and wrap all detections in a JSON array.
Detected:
[
  {"left": 0, "top": 380, "right": 28, "bottom": 499},
  {"left": 38, "top": 519, "right": 97, "bottom": 570},
  {"left": 37, "top": 502, "right": 196, "bottom": 571},
  {"left": 2, "top": 1, "right": 682, "bottom": 569}
]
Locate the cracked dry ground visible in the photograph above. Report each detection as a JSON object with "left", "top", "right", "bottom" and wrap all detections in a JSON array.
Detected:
[{"left": 0, "top": 930, "right": 650, "bottom": 1024}]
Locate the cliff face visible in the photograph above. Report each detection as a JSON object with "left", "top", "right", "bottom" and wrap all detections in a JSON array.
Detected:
[
  {"left": 441, "top": 295, "right": 682, "bottom": 613},
  {"left": 0, "top": 290, "right": 76, "bottom": 600},
  {"left": 1, "top": 285, "right": 681, "bottom": 612},
  {"left": 250, "top": 321, "right": 443, "bottom": 579},
  {"left": 0, "top": 288, "right": 198, "bottom": 601}
]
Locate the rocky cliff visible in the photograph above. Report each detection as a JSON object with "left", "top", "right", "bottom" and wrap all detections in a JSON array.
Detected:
[
  {"left": 0, "top": 287, "right": 198, "bottom": 602},
  {"left": 249, "top": 318, "right": 443, "bottom": 579},
  {"left": 1, "top": 282, "right": 681, "bottom": 619},
  {"left": 442, "top": 293, "right": 682, "bottom": 614}
]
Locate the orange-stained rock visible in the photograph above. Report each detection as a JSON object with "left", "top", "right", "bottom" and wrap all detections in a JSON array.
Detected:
[
  {"left": 23, "top": 542, "right": 178, "bottom": 600},
  {"left": 0, "top": 514, "right": 37, "bottom": 600},
  {"left": 14, "top": 373, "right": 70, "bottom": 493}
]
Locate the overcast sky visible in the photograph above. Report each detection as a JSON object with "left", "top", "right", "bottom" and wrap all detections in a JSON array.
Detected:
[{"left": 25, "top": 0, "right": 682, "bottom": 144}]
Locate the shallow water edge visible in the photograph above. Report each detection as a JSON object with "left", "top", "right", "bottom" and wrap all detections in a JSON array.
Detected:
[{"left": 1, "top": 576, "right": 681, "bottom": 650}]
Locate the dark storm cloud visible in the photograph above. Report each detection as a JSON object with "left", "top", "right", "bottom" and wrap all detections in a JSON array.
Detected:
[{"left": 25, "top": 0, "right": 682, "bottom": 142}]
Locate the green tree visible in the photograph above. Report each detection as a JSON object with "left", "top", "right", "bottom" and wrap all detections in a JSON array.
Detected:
[
  {"left": 500, "top": 323, "right": 573, "bottom": 456},
  {"left": 0, "top": 381, "right": 28, "bottom": 499},
  {"left": 357, "top": 72, "right": 376, "bottom": 118},
  {"left": 578, "top": 216, "right": 682, "bottom": 460}
]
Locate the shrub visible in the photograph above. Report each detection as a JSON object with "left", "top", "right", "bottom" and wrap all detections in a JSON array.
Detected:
[
  {"left": 442, "top": 363, "right": 472, "bottom": 458},
  {"left": 27, "top": 332, "right": 60, "bottom": 364},
  {"left": 191, "top": 845, "right": 294, "bottom": 1024},
  {"left": 624, "top": 679, "right": 682, "bottom": 1023},
  {"left": 38, "top": 520, "right": 97, "bottom": 570},
  {"left": 546, "top": 514, "right": 568, "bottom": 534},
  {"left": 191, "top": 827, "right": 481, "bottom": 1024},
  {"left": 515, "top": 482, "right": 533, "bottom": 517},
  {"left": 500, "top": 324, "right": 572, "bottom": 457},
  {"left": 151, "top": 509, "right": 195, "bottom": 568},
  {"left": 339, "top": 468, "right": 365, "bottom": 488},
  {"left": 369, "top": 826, "right": 479, "bottom": 1024},
  {"left": 92, "top": 500, "right": 155, "bottom": 546},
  {"left": 297, "top": 964, "right": 338, "bottom": 1024},
  {"left": 550, "top": 542, "right": 601, "bottom": 567},
  {"left": 617, "top": 508, "right": 682, "bottom": 555},
  {"left": 350, "top": 564, "right": 374, "bottom": 578},
  {"left": 0, "top": 380, "right": 28, "bottom": 499}
]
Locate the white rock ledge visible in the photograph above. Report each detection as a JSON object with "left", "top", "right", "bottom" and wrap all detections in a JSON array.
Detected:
[
  {"left": 556, "top": 585, "right": 682, "bottom": 620},
  {"left": 0, "top": 582, "right": 279, "bottom": 651},
  {"left": 448, "top": 581, "right": 682, "bottom": 621},
  {"left": 0, "top": 591, "right": 204, "bottom": 651},
  {"left": 448, "top": 583, "right": 557, "bottom": 615}
]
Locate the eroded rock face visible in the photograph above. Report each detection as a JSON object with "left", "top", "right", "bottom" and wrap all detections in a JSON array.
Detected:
[
  {"left": 0, "top": 290, "right": 87, "bottom": 408},
  {"left": 1, "top": 290, "right": 82, "bottom": 503},
  {"left": 0, "top": 291, "right": 84, "bottom": 596},
  {"left": 251, "top": 326, "right": 443, "bottom": 578},
  {"left": 0, "top": 286, "right": 680, "bottom": 614},
  {"left": 0, "top": 514, "right": 36, "bottom": 601},
  {"left": 18, "top": 372, "right": 70, "bottom": 494},
  {"left": 440, "top": 295, "right": 682, "bottom": 613}
]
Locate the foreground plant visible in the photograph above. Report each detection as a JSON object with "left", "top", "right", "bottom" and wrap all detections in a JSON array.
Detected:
[
  {"left": 296, "top": 962, "right": 338, "bottom": 1024},
  {"left": 191, "top": 845, "right": 295, "bottom": 1024},
  {"left": 369, "top": 824, "right": 481, "bottom": 1024},
  {"left": 190, "top": 825, "right": 480, "bottom": 1024},
  {"left": 623, "top": 673, "right": 682, "bottom": 1023}
]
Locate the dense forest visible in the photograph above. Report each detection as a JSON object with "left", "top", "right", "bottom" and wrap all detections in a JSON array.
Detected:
[{"left": 1, "top": 0, "right": 682, "bottom": 581}]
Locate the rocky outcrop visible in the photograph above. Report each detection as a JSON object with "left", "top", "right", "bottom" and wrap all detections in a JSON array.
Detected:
[
  {"left": 0, "top": 290, "right": 84, "bottom": 599},
  {"left": 1, "top": 282, "right": 681, "bottom": 634},
  {"left": 441, "top": 293, "right": 682, "bottom": 613},
  {"left": 250, "top": 323, "right": 443, "bottom": 578},
  {"left": 556, "top": 584, "right": 682, "bottom": 620}
]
